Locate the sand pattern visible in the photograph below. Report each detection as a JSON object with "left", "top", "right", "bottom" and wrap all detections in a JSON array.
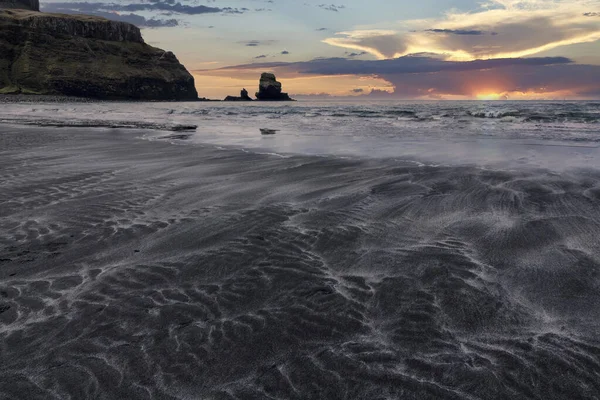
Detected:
[{"left": 1, "top": 126, "right": 600, "bottom": 399}]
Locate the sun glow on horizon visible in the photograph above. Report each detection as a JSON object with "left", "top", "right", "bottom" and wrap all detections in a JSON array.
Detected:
[{"left": 476, "top": 93, "right": 505, "bottom": 101}]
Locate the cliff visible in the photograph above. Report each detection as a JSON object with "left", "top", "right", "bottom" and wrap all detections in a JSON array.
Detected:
[
  {"left": 0, "top": 9, "right": 198, "bottom": 100},
  {"left": 0, "top": 0, "right": 39, "bottom": 11}
]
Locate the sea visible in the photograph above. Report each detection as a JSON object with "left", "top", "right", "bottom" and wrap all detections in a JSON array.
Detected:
[
  {"left": 2, "top": 99, "right": 600, "bottom": 169},
  {"left": 1, "top": 99, "right": 600, "bottom": 399}
]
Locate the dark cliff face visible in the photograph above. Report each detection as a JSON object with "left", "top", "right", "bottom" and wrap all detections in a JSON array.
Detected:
[
  {"left": 0, "top": 0, "right": 39, "bottom": 11},
  {"left": 0, "top": 10, "right": 198, "bottom": 100},
  {"left": 7, "top": 11, "right": 145, "bottom": 42}
]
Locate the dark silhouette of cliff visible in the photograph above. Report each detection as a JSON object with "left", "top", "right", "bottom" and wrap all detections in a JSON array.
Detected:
[{"left": 0, "top": 6, "right": 198, "bottom": 100}]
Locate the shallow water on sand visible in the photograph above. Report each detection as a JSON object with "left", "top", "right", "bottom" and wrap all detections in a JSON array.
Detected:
[
  {"left": 1, "top": 118, "right": 600, "bottom": 399},
  {"left": 1, "top": 99, "right": 600, "bottom": 170}
]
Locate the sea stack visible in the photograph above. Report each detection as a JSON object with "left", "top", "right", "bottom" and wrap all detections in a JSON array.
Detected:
[
  {"left": 224, "top": 88, "right": 253, "bottom": 101},
  {"left": 255, "top": 73, "right": 293, "bottom": 101},
  {"left": 0, "top": 2, "right": 198, "bottom": 100}
]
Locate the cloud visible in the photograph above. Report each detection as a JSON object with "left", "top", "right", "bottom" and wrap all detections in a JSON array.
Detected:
[
  {"left": 109, "top": 13, "right": 178, "bottom": 27},
  {"left": 291, "top": 92, "right": 333, "bottom": 98},
  {"left": 322, "top": 0, "right": 600, "bottom": 60},
  {"left": 204, "top": 55, "right": 600, "bottom": 98},
  {"left": 347, "top": 51, "right": 368, "bottom": 57},
  {"left": 281, "top": 50, "right": 290, "bottom": 55},
  {"left": 584, "top": 12, "right": 600, "bottom": 16},
  {"left": 351, "top": 88, "right": 364, "bottom": 93},
  {"left": 71, "top": 10, "right": 179, "bottom": 27},
  {"left": 254, "top": 55, "right": 267, "bottom": 59},
  {"left": 40, "top": 4, "right": 182, "bottom": 27},
  {"left": 424, "top": 29, "right": 489, "bottom": 35},
  {"left": 324, "top": 30, "right": 408, "bottom": 59},
  {"left": 380, "top": 63, "right": 600, "bottom": 99},
  {"left": 40, "top": 1, "right": 252, "bottom": 28},
  {"left": 239, "top": 40, "right": 278, "bottom": 47},
  {"left": 237, "top": 55, "right": 572, "bottom": 75},
  {"left": 318, "top": 4, "right": 345, "bottom": 12},
  {"left": 316, "top": 28, "right": 328, "bottom": 31}
]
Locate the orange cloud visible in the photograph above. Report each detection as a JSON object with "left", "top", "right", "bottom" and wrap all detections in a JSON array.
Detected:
[{"left": 323, "top": 0, "right": 600, "bottom": 61}]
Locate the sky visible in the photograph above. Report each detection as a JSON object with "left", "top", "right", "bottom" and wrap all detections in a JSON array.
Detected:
[{"left": 41, "top": 0, "right": 600, "bottom": 99}]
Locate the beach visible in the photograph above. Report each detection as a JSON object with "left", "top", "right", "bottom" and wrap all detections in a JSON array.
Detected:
[{"left": 2, "top": 115, "right": 600, "bottom": 398}]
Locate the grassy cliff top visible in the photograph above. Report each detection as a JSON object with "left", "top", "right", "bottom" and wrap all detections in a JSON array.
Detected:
[
  {"left": 0, "top": 9, "right": 113, "bottom": 22},
  {"left": 0, "top": 0, "right": 39, "bottom": 11},
  {"left": 0, "top": 8, "right": 144, "bottom": 43}
]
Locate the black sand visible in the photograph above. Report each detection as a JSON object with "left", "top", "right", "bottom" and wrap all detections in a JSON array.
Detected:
[{"left": 1, "top": 125, "right": 600, "bottom": 399}]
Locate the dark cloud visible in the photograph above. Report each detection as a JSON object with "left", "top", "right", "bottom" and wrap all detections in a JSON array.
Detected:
[
  {"left": 281, "top": 50, "right": 290, "bottom": 55},
  {"left": 367, "top": 89, "right": 393, "bottom": 98},
  {"left": 236, "top": 55, "right": 572, "bottom": 76},
  {"left": 254, "top": 55, "right": 267, "bottom": 59},
  {"left": 239, "top": 40, "right": 278, "bottom": 47},
  {"left": 42, "top": 1, "right": 248, "bottom": 17},
  {"left": 584, "top": 12, "right": 600, "bottom": 17},
  {"left": 424, "top": 29, "right": 489, "bottom": 36},
  {"left": 351, "top": 88, "right": 364, "bottom": 93},
  {"left": 103, "top": 12, "right": 178, "bottom": 27},
  {"left": 213, "top": 55, "right": 600, "bottom": 98},
  {"left": 39, "top": 5, "right": 180, "bottom": 27},
  {"left": 347, "top": 51, "right": 367, "bottom": 57},
  {"left": 316, "top": 27, "right": 328, "bottom": 31},
  {"left": 318, "top": 4, "right": 345, "bottom": 12}
]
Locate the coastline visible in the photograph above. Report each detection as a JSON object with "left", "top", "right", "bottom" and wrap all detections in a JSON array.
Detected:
[
  {"left": 2, "top": 99, "right": 600, "bottom": 172},
  {"left": 0, "top": 94, "right": 102, "bottom": 103},
  {"left": 0, "top": 94, "right": 220, "bottom": 103}
]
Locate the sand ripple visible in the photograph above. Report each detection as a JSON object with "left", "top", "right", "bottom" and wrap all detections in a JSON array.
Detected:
[{"left": 1, "top": 126, "right": 600, "bottom": 399}]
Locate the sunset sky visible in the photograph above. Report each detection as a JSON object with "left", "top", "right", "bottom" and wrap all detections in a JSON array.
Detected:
[{"left": 42, "top": 0, "right": 600, "bottom": 99}]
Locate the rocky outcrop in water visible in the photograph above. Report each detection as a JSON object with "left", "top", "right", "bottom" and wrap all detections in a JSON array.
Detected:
[
  {"left": 255, "top": 73, "right": 293, "bottom": 101},
  {"left": 0, "top": 9, "right": 198, "bottom": 100},
  {"left": 224, "top": 88, "right": 253, "bottom": 101}
]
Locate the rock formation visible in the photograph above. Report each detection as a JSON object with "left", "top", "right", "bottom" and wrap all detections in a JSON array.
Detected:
[
  {"left": 224, "top": 88, "right": 253, "bottom": 101},
  {"left": 0, "top": 8, "right": 198, "bottom": 100},
  {"left": 255, "top": 73, "right": 293, "bottom": 101},
  {"left": 0, "top": 0, "right": 38, "bottom": 11},
  {"left": 241, "top": 88, "right": 251, "bottom": 100}
]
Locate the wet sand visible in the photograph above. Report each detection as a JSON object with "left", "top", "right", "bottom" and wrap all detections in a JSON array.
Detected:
[{"left": 1, "top": 125, "right": 600, "bottom": 399}]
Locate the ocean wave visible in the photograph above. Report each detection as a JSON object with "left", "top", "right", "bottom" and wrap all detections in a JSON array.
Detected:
[
  {"left": 384, "top": 110, "right": 418, "bottom": 117},
  {"left": 176, "top": 109, "right": 210, "bottom": 115},
  {"left": 2, "top": 101, "right": 600, "bottom": 149},
  {"left": 466, "top": 109, "right": 600, "bottom": 123},
  {"left": 467, "top": 109, "right": 522, "bottom": 118},
  {"left": 0, "top": 118, "right": 197, "bottom": 131}
]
